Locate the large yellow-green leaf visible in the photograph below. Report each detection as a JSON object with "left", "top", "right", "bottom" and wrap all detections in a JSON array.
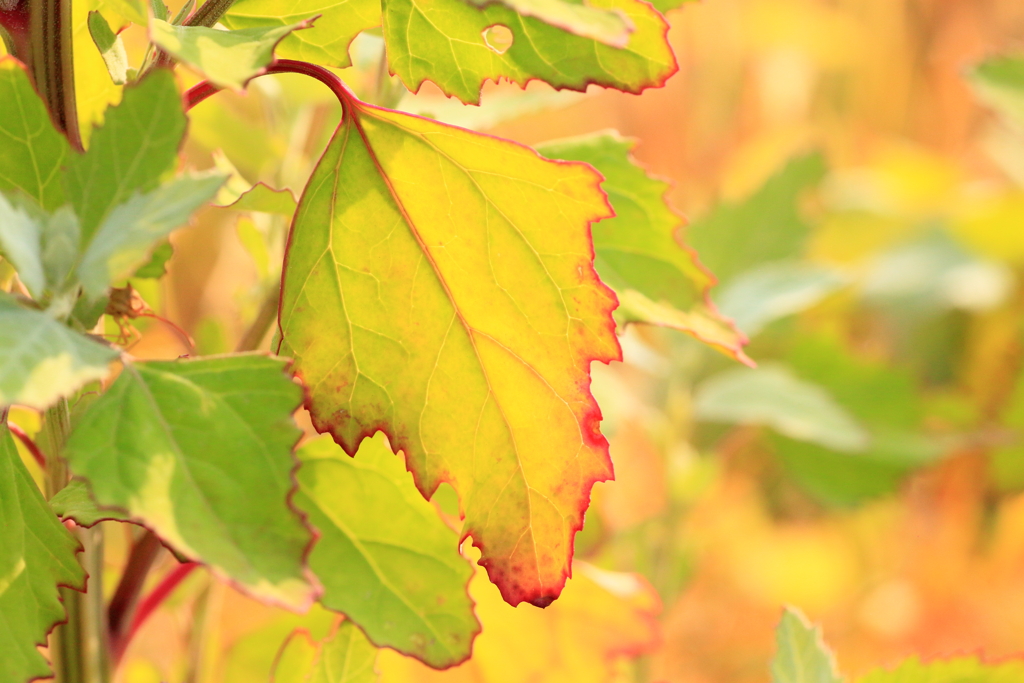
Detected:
[
  {"left": 537, "top": 133, "right": 748, "bottom": 362},
  {"left": 64, "top": 355, "right": 317, "bottom": 610},
  {"left": 223, "top": 0, "right": 378, "bottom": 68},
  {"left": 296, "top": 434, "right": 478, "bottom": 667},
  {"left": 0, "top": 58, "right": 69, "bottom": 211},
  {"left": 278, "top": 96, "right": 620, "bottom": 607},
  {"left": 382, "top": 0, "right": 677, "bottom": 105},
  {"left": 273, "top": 620, "right": 379, "bottom": 683},
  {"left": 858, "top": 657, "right": 1024, "bottom": 683},
  {"left": 0, "top": 421, "right": 86, "bottom": 683},
  {"left": 465, "top": 0, "right": 633, "bottom": 46},
  {"left": 0, "top": 294, "right": 117, "bottom": 410}
]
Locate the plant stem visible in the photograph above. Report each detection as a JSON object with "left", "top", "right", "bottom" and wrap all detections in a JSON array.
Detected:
[
  {"left": 107, "top": 529, "right": 163, "bottom": 661},
  {"left": 185, "top": 0, "right": 236, "bottom": 27},
  {"left": 28, "top": 0, "right": 82, "bottom": 150},
  {"left": 236, "top": 287, "right": 279, "bottom": 352}
]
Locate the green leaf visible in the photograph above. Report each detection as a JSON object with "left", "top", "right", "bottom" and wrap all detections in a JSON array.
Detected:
[
  {"left": 857, "top": 656, "right": 1024, "bottom": 683},
  {"left": 278, "top": 96, "right": 620, "bottom": 607},
  {"left": 688, "top": 152, "right": 826, "bottom": 287},
  {"left": 717, "top": 262, "right": 847, "bottom": 336},
  {"left": 694, "top": 364, "right": 870, "bottom": 452},
  {"left": 0, "top": 59, "right": 70, "bottom": 211},
  {"left": 272, "top": 621, "right": 379, "bottom": 683},
  {"left": 64, "top": 68, "right": 188, "bottom": 242},
  {"left": 383, "top": 0, "right": 677, "bottom": 104},
  {"left": 41, "top": 206, "right": 82, "bottom": 292},
  {"left": 133, "top": 240, "right": 174, "bottom": 279},
  {"left": 0, "top": 294, "right": 118, "bottom": 409},
  {"left": 49, "top": 477, "right": 131, "bottom": 526},
  {"left": 77, "top": 172, "right": 226, "bottom": 298},
  {"left": 101, "top": 0, "right": 147, "bottom": 26},
  {"left": 969, "top": 54, "right": 1024, "bottom": 127},
  {"left": 149, "top": 19, "right": 314, "bottom": 92},
  {"left": 0, "top": 192, "right": 46, "bottom": 297},
  {"left": 64, "top": 355, "right": 317, "bottom": 609},
  {"left": 223, "top": 0, "right": 378, "bottom": 69},
  {"left": 89, "top": 11, "right": 129, "bottom": 85},
  {"left": 0, "top": 422, "right": 87, "bottom": 683},
  {"left": 648, "top": 0, "right": 695, "bottom": 12},
  {"left": 296, "top": 434, "right": 478, "bottom": 667},
  {"left": 219, "top": 182, "right": 298, "bottom": 216},
  {"left": 771, "top": 607, "right": 842, "bottom": 683},
  {"left": 537, "top": 132, "right": 748, "bottom": 362},
  {"left": 466, "top": 0, "right": 633, "bottom": 46}
]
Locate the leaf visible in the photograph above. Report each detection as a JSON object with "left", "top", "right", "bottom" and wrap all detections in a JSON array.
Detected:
[
  {"left": 64, "top": 355, "right": 317, "bottom": 609},
  {"left": 0, "top": 294, "right": 118, "bottom": 410},
  {"left": 465, "top": 0, "right": 633, "bottom": 47},
  {"left": 295, "top": 434, "right": 478, "bottom": 668},
  {"left": 49, "top": 477, "right": 131, "bottom": 526},
  {"left": 716, "top": 262, "right": 847, "bottom": 336},
  {"left": 375, "top": 562, "right": 660, "bottom": 683},
  {"left": 278, "top": 96, "right": 621, "bottom": 607},
  {"left": 88, "top": 10, "right": 129, "bottom": 85},
  {"left": 0, "top": 421, "right": 87, "bottom": 683},
  {"left": 969, "top": 54, "right": 1024, "bottom": 127},
  {"left": 648, "top": 0, "right": 695, "bottom": 12},
  {"left": 64, "top": 68, "right": 188, "bottom": 242},
  {"left": 694, "top": 364, "right": 870, "bottom": 452},
  {"left": 272, "top": 621, "right": 380, "bottom": 683},
  {"left": 0, "top": 58, "right": 70, "bottom": 211},
  {"left": 77, "top": 171, "right": 226, "bottom": 298},
  {"left": 133, "top": 240, "right": 174, "bottom": 279},
  {"left": 0, "top": 192, "right": 46, "bottom": 297},
  {"left": 536, "top": 132, "right": 748, "bottom": 362},
  {"left": 218, "top": 182, "right": 298, "bottom": 216},
  {"left": 857, "top": 656, "right": 1024, "bottom": 683},
  {"left": 771, "top": 607, "right": 842, "bottom": 683},
  {"left": 382, "top": 0, "right": 677, "bottom": 105},
  {"left": 687, "top": 152, "right": 826, "bottom": 287},
  {"left": 149, "top": 19, "right": 314, "bottom": 92},
  {"left": 101, "top": 0, "right": 147, "bottom": 25},
  {"left": 40, "top": 206, "right": 83, "bottom": 292},
  {"left": 223, "top": 0, "right": 378, "bottom": 69}
]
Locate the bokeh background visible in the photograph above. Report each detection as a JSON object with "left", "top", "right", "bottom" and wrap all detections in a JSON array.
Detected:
[{"left": 8, "top": 0, "right": 1024, "bottom": 681}]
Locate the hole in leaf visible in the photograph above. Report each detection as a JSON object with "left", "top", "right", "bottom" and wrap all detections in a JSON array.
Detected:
[{"left": 482, "top": 24, "right": 513, "bottom": 55}]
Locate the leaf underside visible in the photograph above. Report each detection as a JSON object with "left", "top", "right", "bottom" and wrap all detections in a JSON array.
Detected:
[
  {"left": 279, "top": 97, "right": 620, "bottom": 607},
  {"left": 64, "top": 355, "right": 316, "bottom": 610},
  {"left": 0, "top": 423, "right": 86, "bottom": 683}
]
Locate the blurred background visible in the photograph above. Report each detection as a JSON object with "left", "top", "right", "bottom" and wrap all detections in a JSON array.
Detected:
[{"left": 10, "top": 0, "right": 1024, "bottom": 681}]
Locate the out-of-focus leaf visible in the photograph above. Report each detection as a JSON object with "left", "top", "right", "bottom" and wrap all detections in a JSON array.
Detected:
[
  {"left": 278, "top": 95, "right": 620, "bottom": 607},
  {"left": 77, "top": 172, "right": 226, "bottom": 297},
  {"left": 102, "top": 0, "right": 147, "bottom": 25},
  {"left": 64, "top": 355, "right": 317, "bottom": 610},
  {"left": 0, "top": 59, "right": 69, "bottom": 210},
  {"left": 717, "top": 262, "right": 847, "bottom": 336},
  {"left": 969, "top": 55, "right": 1024, "bottom": 127},
  {"left": 688, "top": 152, "right": 826, "bottom": 287},
  {"left": 0, "top": 192, "right": 46, "bottom": 297},
  {"left": 132, "top": 240, "right": 174, "bottom": 279},
  {"left": 296, "top": 434, "right": 477, "bottom": 668},
  {"left": 648, "top": 0, "right": 695, "bottom": 12},
  {"left": 49, "top": 477, "right": 131, "bottom": 526},
  {"left": 857, "top": 656, "right": 1024, "bottom": 683},
  {"left": 41, "top": 207, "right": 82, "bottom": 291},
  {"left": 0, "top": 422, "right": 87, "bottom": 683},
  {"left": 694, "top": 364, "right": 869, "bottom": 452},
  {"left": 272, "top": 621, "right": 380, "bottom": 683},
  {"left": 536, "top": 132, "right": 749, "bottom": 362},
  {"left": 0, "top": 294, "right": 117, "bottom": 410},
  {"left": 64, "top": 69, "right": 187, "bottom": 242},
  {"left": 771, "top": 607, "right": 841, "bottom": 683},
  {"left": 383, "top": 0, "right": 676, "bottom": 105},
  {"left": 149, "top": 19, "right": 313, "bottom": 91},
  {"left": 775, "top": 336, "right": 941, "bottom": 506},
  {"left": 223, "top": 0, "right": 378, "bottom": 68},
  {"left": 466, "top": 0, "right": 633, "bottom": 46},
  {"left": 375, "top": 562, "right": 660, "bottom": 683},
  {"left": 218, "top": 182, "right": 298, "bottom": 216},
  {"left": 88, "top": 11, "right": 129, "bottom": 84}
]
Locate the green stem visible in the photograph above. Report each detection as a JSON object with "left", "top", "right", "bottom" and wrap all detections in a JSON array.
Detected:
[
  {"left": 236, "top": 287, "right": 279, "bottom": 353},
  {"left": 184, "top": 0, "right": 237, "bottom": 27}
]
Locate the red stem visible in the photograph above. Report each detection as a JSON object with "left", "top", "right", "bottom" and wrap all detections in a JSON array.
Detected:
[
  {"left": 185, "top": 58, "right": 356, "bottom": 113},
  {"left": 8, "top": 421, "right": 46, "bottom": 469},
  {"left": 114, "top": 561, "right": 199, "bottom": 663}
]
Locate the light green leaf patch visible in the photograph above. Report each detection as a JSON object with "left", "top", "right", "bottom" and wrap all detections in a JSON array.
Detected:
[
  {"left": 64, "top": 355, "right": 317, "bottom": 610},
  {"left": 467, "top": 0, "right": 634, "bottom": 46},
  {"left": 0, "top": 192, "right": 46, "bottom": 298},
  {"left": 224, "top": 0, "right": 378, "bottom": 69},
  {"left": 296, "top": 434, "right": 478, "bottom": 668},
  {"left": 0, "top": 422, "right": 87, "bottom": 683},
  {"left": 969, "top": 54, "right": 1024, "bottom": 128},
  {"left": 0, "top": 295, "right": 118, "bottom": 410},
  {"left": 77, "top": 172, "right": 226, "bottom": 298},
  {"left": 771, "top": 607, "right": 842, "bottom": 683},
  {"left": 64, "top": 68, "right": 187, "bottom": 242},
  {"left": 150, "top": 19, "right": 315, "bottom": 92},
  {"left": 272, "top": 620, "right": 379, "bottom": 683},
  {"left": 717, "top": 262, "right": 847, "bottom": 336},
  {"left": 0, "top": 59, "right": 69, "bottom": 211},
  {"left": 217, "top": 182, "right": 298, "bottom": 217},
  {"left": 858, "top": 656, "right": 1024, "bottom": 683},
  {"left": 89, "top": 11, "right": 130, "bottom": 85},
  {"left": 694, "top": 363, "right": 870, "bottom": 452},
  {"left": 383, "top": 0, "right": 676, "bottom": 104},
  {"left": 49, "top": 478, "right": 131, "bottom": 527}
]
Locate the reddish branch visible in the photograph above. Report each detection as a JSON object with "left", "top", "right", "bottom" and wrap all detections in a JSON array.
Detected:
[
  {"left": 185, "top": 59, "right": 355, "bottom": 113},
  {"left": 7, "top": 421, "right": 45, "bottom": 469}
]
